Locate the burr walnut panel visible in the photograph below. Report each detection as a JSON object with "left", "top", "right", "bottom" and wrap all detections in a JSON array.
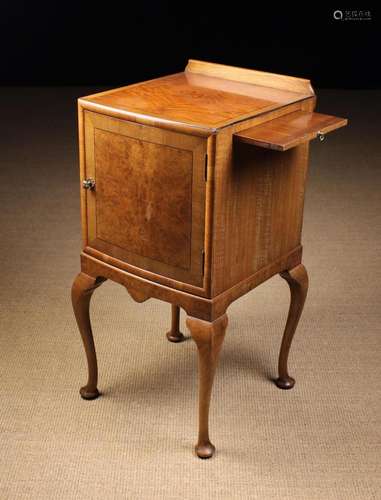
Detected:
[
  {"left": 83, "top": 111, "right": 207, "bottom": 288},
  {"left": 94, "top": 129, "right": 193, "bottom": 270}
]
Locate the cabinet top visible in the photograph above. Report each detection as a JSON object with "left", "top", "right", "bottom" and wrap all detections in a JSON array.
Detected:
[{"left": 79, "top": 60, "right": 315, "bottom": 134}]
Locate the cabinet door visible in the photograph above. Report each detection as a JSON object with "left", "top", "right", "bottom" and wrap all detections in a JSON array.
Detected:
[{"left": 82, "top": 111, "right": 207, "bottom": 288}]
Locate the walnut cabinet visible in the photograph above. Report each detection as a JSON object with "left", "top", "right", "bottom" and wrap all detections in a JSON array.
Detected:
[{"left": 72, "top": 60, "right": 347, "bottom": 458}]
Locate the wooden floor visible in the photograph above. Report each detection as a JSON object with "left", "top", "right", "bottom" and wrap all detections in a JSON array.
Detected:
[{"left": 0, "top": 87, "right": 380, "bottom": 499}]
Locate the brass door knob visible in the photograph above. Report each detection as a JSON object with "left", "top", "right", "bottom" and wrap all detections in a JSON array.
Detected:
[{"left": 82, "top": 178, "right": 96, "bottom": 190}]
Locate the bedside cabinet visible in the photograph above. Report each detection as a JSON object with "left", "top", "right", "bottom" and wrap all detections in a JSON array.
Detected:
[{"left": 71, "top": 60, "right": 347, "bottom": 458}]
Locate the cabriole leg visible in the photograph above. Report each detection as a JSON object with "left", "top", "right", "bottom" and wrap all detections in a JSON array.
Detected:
[
  {"left": 71, "top": 272, "right": 106, "bottom": 400},
  {"left": 166, "top": 304, "right": 185, "bottom": 343},
  {"left": 275, "top": 264, "right": 309, "bottom": 390},
  {"left": 186, "top": 314, "right": 228, "bottom": 459}
]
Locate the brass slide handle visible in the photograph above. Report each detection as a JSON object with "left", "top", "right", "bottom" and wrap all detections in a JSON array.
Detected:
[{"left": 317, "top": 131, "right": 325, "bottom": 142}]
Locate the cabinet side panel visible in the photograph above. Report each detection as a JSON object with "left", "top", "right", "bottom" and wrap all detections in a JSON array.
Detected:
[
  {"left": 236, "top": 143, "right": 308, "bottom": 269},
  {"left": 211, "top": 111, "right": 309, "bottom": 296}
]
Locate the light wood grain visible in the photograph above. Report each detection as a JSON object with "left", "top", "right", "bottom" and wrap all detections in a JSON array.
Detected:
[
  {"left": 234, "top": 110, "right": 348, "bottom": 151},
  {"left": 83, "top": 111, "right": 207, "bottom": 288},
  {"left": 275, "top": 264, "right": 309, "bottom": 390},
  {"left": 80, "top": 61, "right": 315, "bottom": 134},
  {"left": 166, "top": 305, "right": 185, "bottom": 343},
  {"left": 72, "top": 61, "right": 348, "bottom": 459},
  {"left": 80, "top": 247, "right": 302, "bottom": 322},
  {"left": 210, "top": 99, "right": 316, "bottom": 296},
  {"left": 71, "top": 272, "right": 106, "bottom": 400},
  {"left": 77, "top": 102, "right": 88, "bottom": 247},
  {"left": 186, "top": 314, "right": 228, "bottom": 458},
  {"left": 186, "top": 59, "right": 315, "bottom": 95}
]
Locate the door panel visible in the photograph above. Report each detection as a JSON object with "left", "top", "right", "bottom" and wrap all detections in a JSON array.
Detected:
[
  {"left": 83, "top": 111, "right": 207, "bottom": 288},
  {"left": 94, "top": 128, "right": 193, "bottom": 269}
]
